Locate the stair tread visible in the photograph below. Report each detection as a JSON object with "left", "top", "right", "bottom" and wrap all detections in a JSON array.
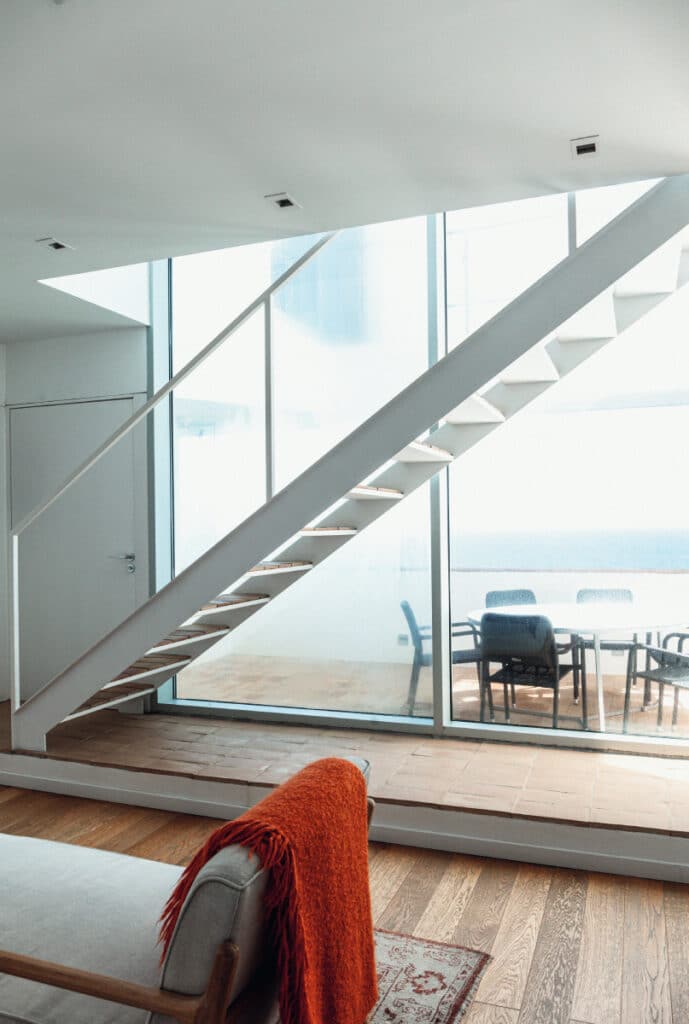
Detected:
[
  {"left": 347, "top": 484, "right": 404, "bottom": 499},
  {"left": 396, "top": 440, "right": 453, "bottom": 462},
  {"left": 150, "top": 624, "right": 229, "bottom": 649},
  {"left": 555, "top": 334, "right": 615, "bottom": 344},
  {"left": 112, "top": 652, "right": 191, "bottom": 682},
  {"left": 445, "top": 394, "right": 505, "bottom": 424},
  {"left": 248, "top": 560, "right": 312, "bottom": 573},
  {"left": 71, "top": 681, "right": 157, "bottom": 716},
  {"left": 202, "top": 592, "right": 270, "bottom": 610},
  {"left": 300, "top": 526, "right": 357, "bottom": 535}
]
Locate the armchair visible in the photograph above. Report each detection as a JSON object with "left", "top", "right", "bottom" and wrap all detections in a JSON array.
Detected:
[{"left": 0, "top": 760, "right": 373, "bottom": 1024}]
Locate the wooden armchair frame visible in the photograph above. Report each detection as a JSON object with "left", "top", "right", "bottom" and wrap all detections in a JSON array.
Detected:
[{"left": 0, "top": 797, "right": 376, "bottom": 1024}]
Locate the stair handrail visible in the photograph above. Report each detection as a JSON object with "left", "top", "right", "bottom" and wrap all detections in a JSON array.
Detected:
[
  {"left": 12, "top": 174, "right": 689, "bottom": 749},
  {"left": 11, "top": 231, "right": 337, "bottom": 540}
]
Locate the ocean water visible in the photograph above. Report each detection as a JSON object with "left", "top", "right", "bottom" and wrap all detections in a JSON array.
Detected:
[{"left": 452, "top": 529, "right": 689, "bottom": 572}]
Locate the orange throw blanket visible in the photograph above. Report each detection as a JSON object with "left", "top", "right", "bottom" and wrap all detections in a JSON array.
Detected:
[{"left": 160, "top": 757, "right": 378, "bottom": 1024}]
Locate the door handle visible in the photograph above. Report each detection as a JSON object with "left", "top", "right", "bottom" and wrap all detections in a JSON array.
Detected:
[{"left": 109, "top": 553, "right": 136, "bottom": 574}]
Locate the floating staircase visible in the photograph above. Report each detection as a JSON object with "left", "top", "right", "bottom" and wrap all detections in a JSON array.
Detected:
[{"left": 11, "top": 175, "right": 689, "bottom": 751}]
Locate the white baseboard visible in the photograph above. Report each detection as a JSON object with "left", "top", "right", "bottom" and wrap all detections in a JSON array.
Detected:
[{"left": 1, "top": 751, "right": 688, "bottom": 883}]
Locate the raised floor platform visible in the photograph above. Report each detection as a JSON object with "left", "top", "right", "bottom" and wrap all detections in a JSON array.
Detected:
[{"left": 2, "top": 702, "right": 689, "bottom": 881}]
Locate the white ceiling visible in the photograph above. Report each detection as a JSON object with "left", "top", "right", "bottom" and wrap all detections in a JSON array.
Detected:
[{"left": 2, "top": 0, "right": 689, "bottom": 342}]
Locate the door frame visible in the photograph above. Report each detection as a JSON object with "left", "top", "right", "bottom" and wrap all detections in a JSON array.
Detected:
[{"left": 6, "top": 393, "right": 150, "bottom": 700}]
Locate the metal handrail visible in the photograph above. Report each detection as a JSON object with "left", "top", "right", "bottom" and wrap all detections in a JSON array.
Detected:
[{"left": 11, "top": 231, "right": 336, "bottom": 539}]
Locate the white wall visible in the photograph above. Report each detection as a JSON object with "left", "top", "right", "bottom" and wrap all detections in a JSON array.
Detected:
[
  {"left": 6, "top": 328, "right": 147, "bottom": 405},
  {"left": 0, "top": 345, "right": 8, "bottom": 703},
  {"left": 0, "top": 327, "right": 149, "bottom": 701}
]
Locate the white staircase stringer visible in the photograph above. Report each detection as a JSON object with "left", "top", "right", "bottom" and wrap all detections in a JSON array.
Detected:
[{"left": 12, "top": 174, "right": 689, "bottom": 752}]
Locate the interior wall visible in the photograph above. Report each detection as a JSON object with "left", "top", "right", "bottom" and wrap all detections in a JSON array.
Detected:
[
  {"left": 0, "top": 345, "right": 8, "bottom": 703},
  {"left": 0, "top": 327, "right": 149, "bottom": 701}
]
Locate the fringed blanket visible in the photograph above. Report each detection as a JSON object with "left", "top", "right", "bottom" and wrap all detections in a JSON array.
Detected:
[{"left": 160, "top": 757, "right": 378, "bottom": 1024}]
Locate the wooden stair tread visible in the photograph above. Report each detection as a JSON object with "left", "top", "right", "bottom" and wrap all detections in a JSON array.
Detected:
[
  {"left": 149, "top": 625, "right": 229, "bottom": 650},
  {"left": 347, "top": 485, "right": 403, "bottom": 499},
  {"left": 202, "top": 593, "right": 270, "bottom": 611},
  {"left": 112, "top": 653, "right": 191, "bottom": 683},
  {"left": 248, "top": 560, "right": 312, "bottom": 573},
  {"left": 300, "top": 526, "right": 357, "bottom": 536},
  {"left": 396, "top": 440, "right": 453, "bottom": 462},
  {"left": 70, "top": 681, "right": 156, "bottom": 716}
]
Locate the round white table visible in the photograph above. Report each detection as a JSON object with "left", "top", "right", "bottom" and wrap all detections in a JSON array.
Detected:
[{"left": 467, "top": 602, "right": 687, "bottom": 731}]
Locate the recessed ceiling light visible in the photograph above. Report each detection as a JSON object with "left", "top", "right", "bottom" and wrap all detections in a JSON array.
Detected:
[
  {"left": 570, "top": 135, "right": 599, "bottom": 159},
  {"left": 264, "top": 192, "right": 301, "bottom": 210},
  {"left": 35, "top": 236, "right": 74, "bottom": 251}
]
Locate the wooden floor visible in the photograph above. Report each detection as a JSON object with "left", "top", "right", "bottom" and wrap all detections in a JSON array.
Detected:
[
  {"left": 9, "top": 701, "right": 689, "bottom": 835},
  {"left": 0, "top": 786, "right": 686, "bottom": 1024}
]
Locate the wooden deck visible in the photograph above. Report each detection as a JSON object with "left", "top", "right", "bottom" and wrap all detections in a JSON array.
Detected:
[
  {"left": 175, "top": 655, "right": 689, "bottom": 739},
  {"left": 0, "top": 786, "right": 686, "bottom": 1024},
  {"left": 4, "top": 702, "right": 689, "bottom": 836}
]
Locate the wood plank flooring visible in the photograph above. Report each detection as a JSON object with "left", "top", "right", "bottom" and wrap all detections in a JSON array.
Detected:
[{"left": 1, "top": 787, "right": 688, "bottom": 1023}]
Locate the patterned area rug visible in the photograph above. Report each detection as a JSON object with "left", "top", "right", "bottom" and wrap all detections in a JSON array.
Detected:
[{"left": 369, "top": 929, "right": 490, "bottom": 1023}]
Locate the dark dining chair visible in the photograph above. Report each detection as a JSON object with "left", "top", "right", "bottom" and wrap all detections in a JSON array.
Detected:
[
  {"left": 485, "top": 589, "right": 537, "bottom": 608},
  {"left": 485, "top": 588, "right": 579, "bottom": 703},
  {"left": 480, "top": 612, "right": 587, "bottom": 730},
  {"left": 624, "top": 632, "right": 689, "bottom": 733},
  {"left": 400, "top": 600, "right": 481, "bottom": 715}
]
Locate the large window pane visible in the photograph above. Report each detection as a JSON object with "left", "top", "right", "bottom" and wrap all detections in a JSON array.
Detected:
[
  {"left": 173, "top": 217, "right": 433, "bottom": 718},
  {"left": 272, "top": 219, "right": 429, "bottom": 488},
  {"left": 446, "top": 193, "right": 568, "bottom": 348},
  {"left": 576, "top": 179, "right": 659, "bottom": 246},
  {"left": 449, "top": 244, "right": 689, "bottom": 737},
  {"left": 176, "top": 485, "right": 432, "bottom": 717},
  {"left": 172, "top": 309, "right": 265, "bottom": 572}
]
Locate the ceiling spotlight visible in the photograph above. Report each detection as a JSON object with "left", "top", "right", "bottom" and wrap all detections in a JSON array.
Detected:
[
  {"left": 35, "top": 236, "right": 74, "bottom": 251},
  {"left": 570, "top": 135, "right": 599, "bottom": 159},
  {"left": 265, "top": 192, "right": 301, "bottom": 210}
]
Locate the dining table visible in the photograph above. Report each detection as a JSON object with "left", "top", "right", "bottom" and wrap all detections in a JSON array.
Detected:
[{"left": 467, "top": 601, "right": 687, "bottom": 731}]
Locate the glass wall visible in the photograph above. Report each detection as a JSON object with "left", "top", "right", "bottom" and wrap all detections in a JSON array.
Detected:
[
  {"left": 169, "top": 179, "right": 689, "bottom": 742},
  {"left": 172, "top": 217, "right": 434, "bottom": 717},
  {"left": 446, "top": 193, "right": 569, "bottom": 348},
  {"left": 448, "top": 189, "right": 689, "bottom": 738}
]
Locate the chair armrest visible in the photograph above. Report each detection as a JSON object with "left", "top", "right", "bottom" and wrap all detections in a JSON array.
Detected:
[
  {"left": 662, "top": 632, "right": 689, "bottom": 652},
  {"left": 641, "top": 644, "right": 689, "bottom": 667},
  {"left": 451, "top": 621, "right": 480, "bottom": 642},
  {"left": 0, "top": 941, "right": 238, "bottom": 1024}
]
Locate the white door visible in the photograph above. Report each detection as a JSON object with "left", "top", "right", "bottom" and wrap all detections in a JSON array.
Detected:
[{"left": 10, "top": 398, "right": 147, "bottom": 700}]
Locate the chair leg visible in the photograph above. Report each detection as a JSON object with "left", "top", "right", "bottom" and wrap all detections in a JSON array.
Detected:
[
  {"left": 510, "top": 683, "right": 516, "bottom": 707},
  {"left": 573, "top": 638, "right": 580, "bottom": 703},
  {"left": 406, "top": 656, "right": 421, "bottom": 715},
  {"left": 503, "top": 683, "right": 510, "bottom": 722},
  {"left": 487, "top": 673, "right": 495, "bottom": 722},
  {"left": 552, "top": 684, "right": 559, "bottom": 730},
  {"left": 673, "top": 688, "right": 680, "bottom": 728},
  {"left": 657, "top": 683, "right": 664, "bottom": 730},
  {"left": 643, "top": 633, "right": 652, "bottom": 706},
  {"left": 622, "top": 647, "right": 635, "bottom": 735},
  {"left": 581, "top": 665, "right": 588, "bottom": 730},
  {"left": 480, "top": 662, "right": 495, "bottom": 723}
]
